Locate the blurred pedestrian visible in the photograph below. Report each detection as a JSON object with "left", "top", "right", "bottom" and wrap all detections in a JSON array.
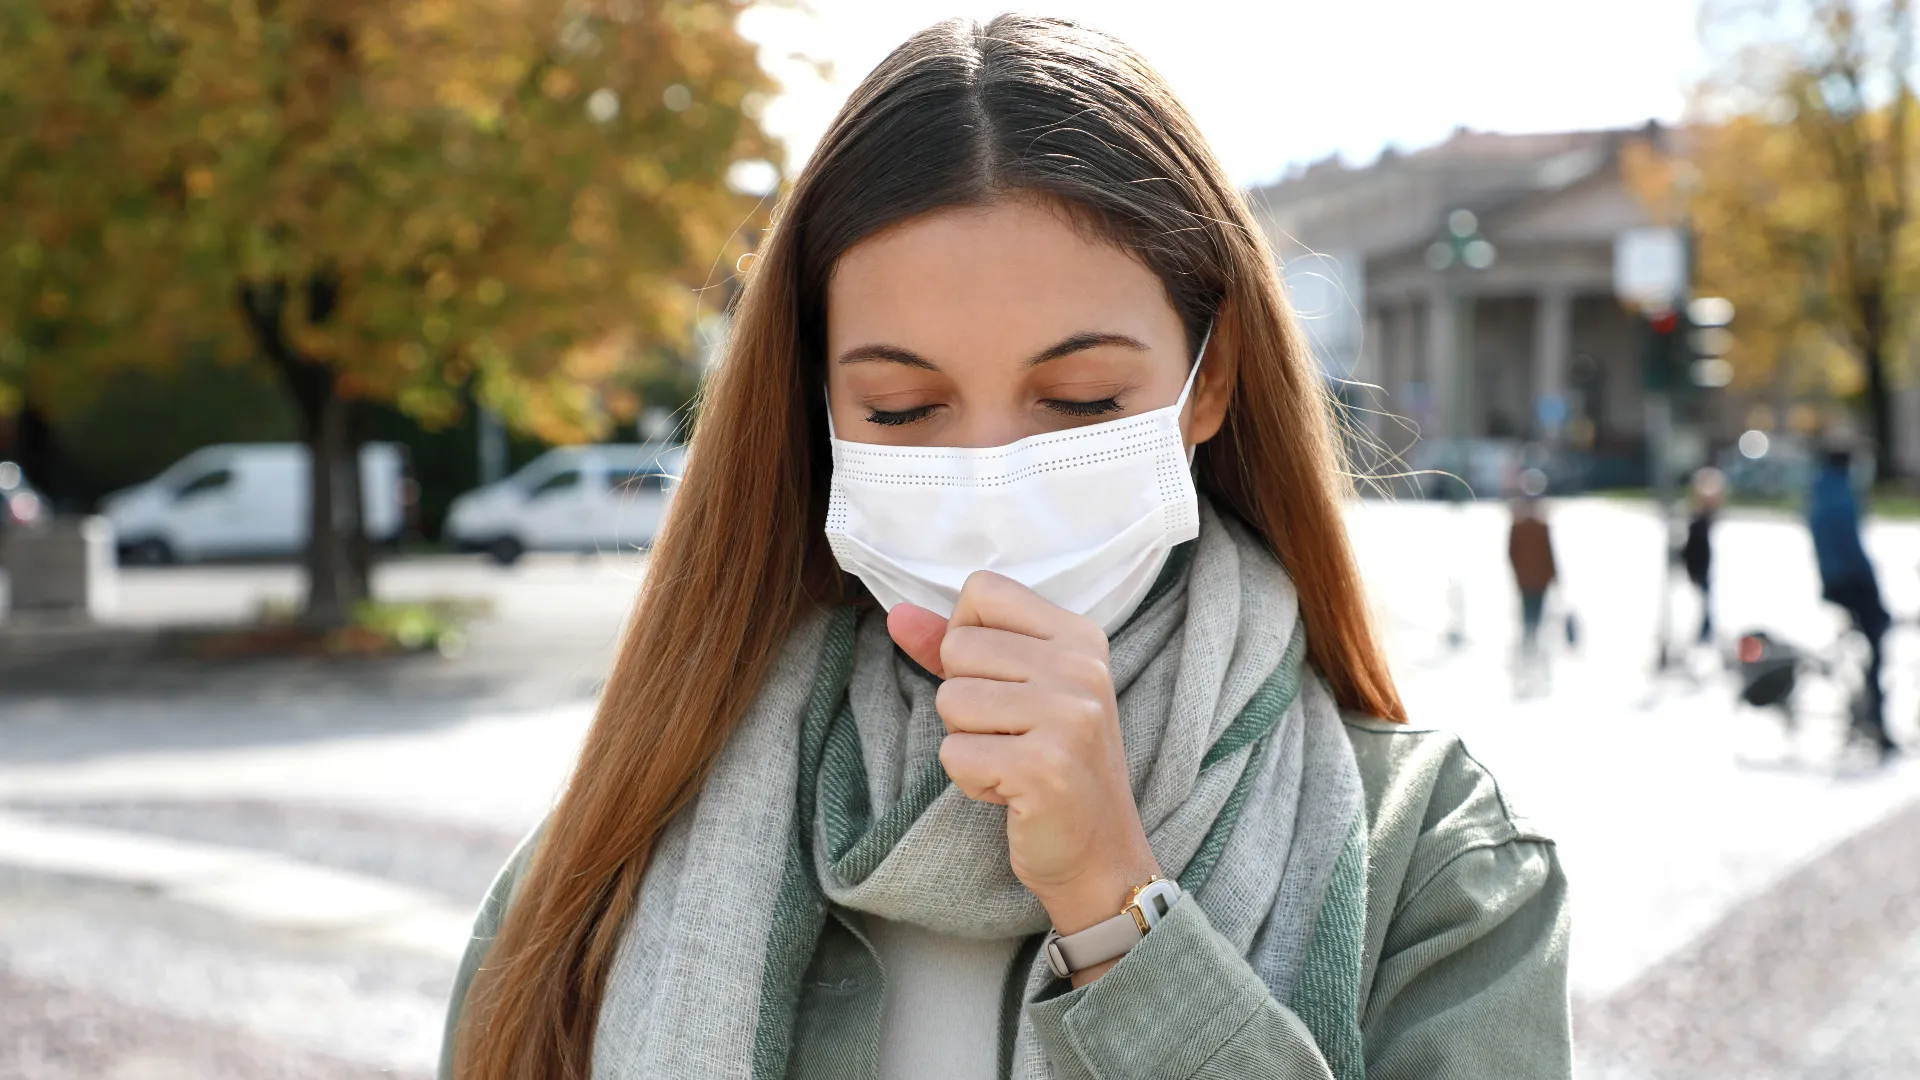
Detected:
[
  {"left": 1681, "top": 467, "right": 1724, "bottom": 647},
  {"left": 1808, "top": 446, "right": 1896, "bottom": 761},
  {"left": 1508, "top": 469, "right": 1557, "bottom": 695}
]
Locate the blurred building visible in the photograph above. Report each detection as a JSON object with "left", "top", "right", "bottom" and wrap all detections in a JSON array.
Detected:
[{"left": 1250, "top": 124, "right": 1691, "bottom": 490}]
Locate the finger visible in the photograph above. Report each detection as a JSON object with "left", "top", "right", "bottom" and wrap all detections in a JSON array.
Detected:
[
  {"left": 935, "top": 677, "right": 1036, "bottom": 735},
  {"left": 887, "top": 603, "right": 949, "bottom": 677},
  {"left": 938, "top": 731, "right": 1011, "bottom": 804},
  {"left": 937, "top": 625, "right": 1040, "bottom": 683},
  {"left": 950, "top": 571, "right": 1098, "bottom": 649}
]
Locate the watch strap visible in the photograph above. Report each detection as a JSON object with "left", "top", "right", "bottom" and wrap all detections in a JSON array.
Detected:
[
  {"left": 1043, "top": 910, "right": 1143, "bottom": 979},
  {"left": 1041, "top": 877, "right": 1183, "bottom": 979}
]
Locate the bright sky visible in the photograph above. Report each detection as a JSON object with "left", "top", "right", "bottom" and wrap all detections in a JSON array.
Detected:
[{"left": 739, "top": 0, "right": 1706, "bottom": 188}]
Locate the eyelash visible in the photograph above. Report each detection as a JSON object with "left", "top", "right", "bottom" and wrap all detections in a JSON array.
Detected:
[
  {"left": 1046, "top": 397, "right": 1123, "bottom": 418},
  {"left": 865, "top": 405, "right": 938, "bottom": 427},
  {"left": 864, "top": 398, "right": 1124, "bottom": 427}
]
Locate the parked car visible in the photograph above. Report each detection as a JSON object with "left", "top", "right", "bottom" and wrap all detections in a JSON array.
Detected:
[
  {"left": 1407, "top": 437, "right": 1530, "bottom": 500},
  {"left": 0, "top": 460, "right": 47, "bottom": 536},
  {"left": 100, "top": 442, "right": 409, "bottom": 564},
  {"left": 1717, "top": 434, "right": 1815, "bottom": 501},
  {"left": 444, "top": 443, "right": 686, "bottom": 564}
]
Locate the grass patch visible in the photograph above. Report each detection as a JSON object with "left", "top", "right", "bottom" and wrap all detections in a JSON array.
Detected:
[
  {"left": 187, "top": 596, "right": 490, "bottom": 661},
  {"left": 339, "top": 598, "right": 486, "bottom": 657},
  {"left": 1586, "top": 487, "right": 1920, "bottom": 520}
]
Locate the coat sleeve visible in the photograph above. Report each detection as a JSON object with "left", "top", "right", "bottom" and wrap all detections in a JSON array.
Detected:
[
  {"left": 438, "top": 824, "right": 545, "bottom": 1080},
  {"left": 1020, "top": 836, "right": 1570, "bottom": 1080},
  {"left": 1360, "top": 837, "right": 1571, "bottom": 1078}
]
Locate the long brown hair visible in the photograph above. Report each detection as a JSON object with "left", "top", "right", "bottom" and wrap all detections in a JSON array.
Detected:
[{"left": 454, "top": 15, "right": 1404, "bottom": 1078}]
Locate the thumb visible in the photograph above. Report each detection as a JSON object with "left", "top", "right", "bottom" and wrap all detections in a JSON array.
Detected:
[{"left": 887, "top": 603, "right": 949, "bottom": 678}]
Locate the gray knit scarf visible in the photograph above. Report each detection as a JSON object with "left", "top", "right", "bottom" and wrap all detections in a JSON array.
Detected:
[{"left": 591, "top": 498, "right": 1366, "bottom": 1079}]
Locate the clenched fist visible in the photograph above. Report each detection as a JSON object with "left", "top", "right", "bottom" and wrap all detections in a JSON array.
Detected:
[{"left": 888, "top": 571, "right": 1162, "bottom": 986}]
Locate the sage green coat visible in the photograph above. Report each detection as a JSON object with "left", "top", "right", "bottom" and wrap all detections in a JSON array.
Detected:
[{"left": 440, "top": 716, "right": 1571, "bottom": 1079}]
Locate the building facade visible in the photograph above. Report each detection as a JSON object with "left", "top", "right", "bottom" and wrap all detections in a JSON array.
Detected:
[{"left": 1250, "top": 125, "right": 1681, "bottom": 489}]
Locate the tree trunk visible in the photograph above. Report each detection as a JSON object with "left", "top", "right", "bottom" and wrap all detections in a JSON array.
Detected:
[
  {"left": 15, "top": 402, "right": 59, "bottom": 510},
  {"left": 343, "top": 401, "right": 373, "bottom": 595},
  {"left": 1863, "top": 340, "right": 1898, "bottom": 482},
  {"left": 1859, "top": 293, "right": 1900, "bottom": 481},
  {"left": 237, "top": 278, "right": 369, "bottom": 629},
  {"left": 303, "top": 384, "right": 364, "bottom": 628}
]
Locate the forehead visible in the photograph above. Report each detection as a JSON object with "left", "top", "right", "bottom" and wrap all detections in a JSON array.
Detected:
[{"left": 826, "top": 197, "right": 1176, "bottom": 346}]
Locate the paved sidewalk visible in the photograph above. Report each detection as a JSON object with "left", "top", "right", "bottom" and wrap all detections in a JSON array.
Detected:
[
  {"left": 3, "top": 500, "right": 1917, "bottom": 1076},
  {"left": 1576, "top": 795, "right": 1920, "bottom": 1079},
  {"left": 0, "top": 865, "right": 449, "bottom": 1079},
  {"left": 0, "top": 813, "right": 473, "bottom": 960}
]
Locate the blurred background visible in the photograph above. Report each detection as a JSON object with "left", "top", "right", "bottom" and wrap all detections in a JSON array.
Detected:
[{"left": 2, "top": 1, "right": 1918, "bottom": 1077}]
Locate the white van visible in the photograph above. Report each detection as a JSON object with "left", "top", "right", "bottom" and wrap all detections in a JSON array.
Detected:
[
  {"left": 444, "top": 443, "right": 685, "bottom": 564},
  {"left": 101, "top": 442, "right": 408, "bottom": 564}
]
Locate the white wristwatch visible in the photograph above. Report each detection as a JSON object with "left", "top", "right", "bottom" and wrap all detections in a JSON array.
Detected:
[{"left": 1042, "top": 875, "right": 1183, "bottom": 979}]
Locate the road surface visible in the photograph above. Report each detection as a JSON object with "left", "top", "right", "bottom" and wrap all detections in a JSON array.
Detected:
[{"left": 2, "top": 499, "right": 1916, "bottom": 1078}]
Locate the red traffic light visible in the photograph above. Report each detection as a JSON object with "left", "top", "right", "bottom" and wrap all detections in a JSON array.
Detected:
[{"left": 1650, "top": 310, "right": 1680, "bottom": 334}]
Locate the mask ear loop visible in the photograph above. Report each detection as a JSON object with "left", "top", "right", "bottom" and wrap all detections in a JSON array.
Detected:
[
  {"left": 1175, "top": 318, "right": 1216, "bottom": 412},
  {"left": 1179, "top": 318, "right": 1216, "bottom": 465}
]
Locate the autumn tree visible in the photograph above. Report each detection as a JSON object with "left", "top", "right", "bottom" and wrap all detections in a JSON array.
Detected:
[
  {"left": 0, "top": 0, "right": 776, "bottom": 623},
  {"left": 1667, "top": 0, "right": 1916, "bottom": 479}
]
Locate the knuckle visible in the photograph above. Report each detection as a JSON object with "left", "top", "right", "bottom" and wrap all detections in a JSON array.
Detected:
[
  {"left": 938, "top": 733, "right": 969, "bottom": 773},
  {"left": 934, "top": 677, "right": 975, "bottom": 715},
  {"left": 1031, "top": 737, "right": 1075, "bottom": 779},
  {"left": 1045, "top": 688, "right": 1105, "bottom": 732},
  {"left": 960, "top": 569, "right": 1007, "bottom": 600},
  {"left": 938, "top": 625, "right": 980, "bottom": 670},
  {"left": 1071, "top": 696, "right": 1108, "bottom": 733},
  {"left": 1063, "top": 650, "right": 1111, "bottom": 690},
  {"left": 1079, "top": 622, "right": 1112, "bottom": 661},
  {"left": 940, "top": 735, "right": 993, "bottom": 801}
]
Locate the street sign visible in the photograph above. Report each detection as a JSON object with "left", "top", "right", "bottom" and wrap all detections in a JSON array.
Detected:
[
  {"left": 1535, "top": 393, "right": 1569, "bottom": 435},
  {"left": 1614, "top": 227, "right": 1686, "bottom": 310}
]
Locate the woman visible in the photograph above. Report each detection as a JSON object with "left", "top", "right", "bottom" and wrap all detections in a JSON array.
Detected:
[{"left": 443, "top": 15, "right": 1569, "bottom": 1080}]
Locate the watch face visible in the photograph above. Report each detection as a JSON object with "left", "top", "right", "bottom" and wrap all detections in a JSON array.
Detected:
[{"left": 1136, "top": 880, "right": 1181, "bottom": 927}]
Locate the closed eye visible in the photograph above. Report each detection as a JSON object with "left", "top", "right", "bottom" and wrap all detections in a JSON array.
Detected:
[
  {"left": 864, "top": 404, "right": 940, "bottom": 427},
  {"left": 1044, "top": 397, "right": 1123, "bottom": 418}
]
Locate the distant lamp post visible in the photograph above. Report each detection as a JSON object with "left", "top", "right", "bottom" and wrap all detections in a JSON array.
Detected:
[
  {"left": 1430, "top": 209, "right": 1497, "bottom": 652},
  {"left": 1426, "top": 209, "right": 1498, "bottom": 464},
  {"left": 1427, "top": 209, "right": 1498, "bottom": 274}
]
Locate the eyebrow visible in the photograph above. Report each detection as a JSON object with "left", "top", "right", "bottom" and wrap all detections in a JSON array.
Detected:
[
  {"left": 1024, "top": 331, "right": 1149, "bottom": 368},
  {"left": 836, "top": 343, "right": 939, "bottom": 370},
  {"left": 835, "top": 331, "right": 1150, "bottom": 370}
]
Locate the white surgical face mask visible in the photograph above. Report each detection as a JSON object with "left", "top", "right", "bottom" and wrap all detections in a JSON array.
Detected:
[{"left": 825, "top": 323, "right": 1210, "bottom": 634}]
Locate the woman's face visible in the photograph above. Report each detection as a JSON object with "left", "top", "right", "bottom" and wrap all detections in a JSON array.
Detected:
[{"left": 825, "top": 197, "right": 1231, "bottom": 449}]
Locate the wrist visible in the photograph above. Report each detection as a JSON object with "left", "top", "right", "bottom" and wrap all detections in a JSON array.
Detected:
[{"left": 1035, "top": 853, "right": 1163, "bottom": 936}]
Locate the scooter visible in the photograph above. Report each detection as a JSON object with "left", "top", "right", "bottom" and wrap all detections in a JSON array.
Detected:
[{"left": 1734, "top": 628, "right": 1882, "bottom": 758}]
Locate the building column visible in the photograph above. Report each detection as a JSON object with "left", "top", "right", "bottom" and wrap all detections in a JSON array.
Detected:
[
  {"left": 1426, "top": 282, "right": 1457, "bottom": 440},
  {"left": 1533, "top": 287, "right": 1571, "bottom": 440},
  {"left": 1376, "top": 302, "right": 1402, "bottom": 429},
  {"left": 1361, "top": 305, "right": 1385, "bottom": 438},
  {"left": 1385, "top": 301, "right": 1419, "bottom": 452}
]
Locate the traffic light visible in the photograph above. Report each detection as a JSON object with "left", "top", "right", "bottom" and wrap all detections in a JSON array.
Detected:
[
  {"left": 1686, "top": 297, "right": 1734, "bottom": 389},
  {"left": 1643, "top": 297, "right": 1734, "bottom": 397},
  {"left": 1643, "top": 307, "right": 1684, "bottom": 392}
]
